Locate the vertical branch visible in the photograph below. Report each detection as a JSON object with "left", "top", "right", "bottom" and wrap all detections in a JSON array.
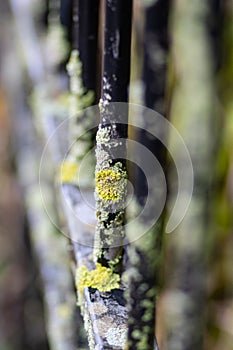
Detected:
[
  {"left": 142, "top": 0, "right": 170, "bottom": 114},
  {"left": 66, "top": 0, "right": 99, "bottom": 169},
  {"left": 46, "top": 0, "right": 69, "bottom": 70},
  {"left": 163, "top": 1, "right": 218, "bottom": 349},
  {"left": 125, "top": 2, "right": 170, "bottom": 349},
  {"left": 60, "top": 0, "right": 72, "bottom": 48},
  {"left": 205, "top": 3, "right": 233, "bottom": 346},
  {"left": 71, "top": 0, "right": 79, "bottom": 50},
  {"left": 67, "top": 0, "right": 99, "bottom": 103},
  {"left": 79, "top": 0, "right": 100, "bottom": 95},
  {"left": 94, "top": 0, "right": 133, "bottom": 270}
]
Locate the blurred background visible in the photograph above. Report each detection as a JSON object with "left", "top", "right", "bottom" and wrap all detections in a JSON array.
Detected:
[
  {"left": 0, "top": 4, "right": 48, "bottom": 350},
  {"left": 0, "top": 0, "right": 233, "bottom": 350}
]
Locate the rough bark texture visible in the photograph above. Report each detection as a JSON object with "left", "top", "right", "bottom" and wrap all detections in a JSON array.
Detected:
[{"left": 94, "top": 0, "right": 133, "bottom": 270}]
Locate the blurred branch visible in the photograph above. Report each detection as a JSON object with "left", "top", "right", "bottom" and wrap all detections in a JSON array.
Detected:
[{"left": 163, "top": 1, "right": 219, "bottom": 349}]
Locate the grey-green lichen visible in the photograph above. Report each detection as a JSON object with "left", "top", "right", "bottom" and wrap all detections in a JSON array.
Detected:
[
  {"left": 94, "top": 124, "right": 128, "bottom": 263},
  {"left": 66, "top": 50, "right": 94, "bottom": 116},
  {"left": 66, "top": 50, "right": 95, "bottom": 175},
  {"left": 81, "top": 297, "right": 127, "bottom": 350},
  {"left": 82, "top": 300, "right": 96, "bottom": 350},
  {"left": 106, "top": 326, "right": 127, "bottom": 347},
  {"left": 89, "top": 302, "right": 108, "bottom": 316},
  {"left": 46, "top": 24, "right": 69, "bottom": 67},
  {"left": 66, "top": 50, "right": 84, "bottom": 93},
  {"left": 93, "top": 316, "right": 114, "bottom": 338},
  {"left": 96, "top": 126, "right": 111, "bottom": 145},
  {"left": 29, "top": 83, "right": 69, "bottom": 136},
  {"left": 99, "top": 76, "right": 112, "bottom": 115}
]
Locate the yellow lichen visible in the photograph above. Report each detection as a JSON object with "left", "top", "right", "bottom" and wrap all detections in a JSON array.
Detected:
[
  {"left": 96, "top": 167, "right": 127, "bottom": 201},
  {"left": 76, "top": 263, "right": 120, "bottom": 293},
  {"left": 59, "top": 161, "right": 78, "bottom": 184}
]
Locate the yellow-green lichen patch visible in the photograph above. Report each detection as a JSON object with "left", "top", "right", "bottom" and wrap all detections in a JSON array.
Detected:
[
  {"left": 76, "top": 263, "right": 120, "bottom": 294},
  {"left": 95, "top": 164, "right": 127, "bottom": 201},
  {"left": 59, "top": 161, "right": 78, "bottom": 184}
]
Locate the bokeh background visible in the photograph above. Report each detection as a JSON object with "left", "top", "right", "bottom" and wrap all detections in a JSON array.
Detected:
[{"left": 0, "top": 1, "right": 233, "bottom": 349}]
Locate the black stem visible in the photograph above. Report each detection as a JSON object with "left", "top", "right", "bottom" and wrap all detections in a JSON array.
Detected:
[
  {"left": 71, "top": 0, "right": 79, "bottom": 50},
  {"left": 78, "top": 0, "right": 99, "bottom": 93},
  {"left": 102, "top": 0, "right": 133, "bottom": 104},
  {"left": 94, "top": 0, "right": 133, "bottom": 270},
  {"left": 60, "top": 0, "right": 72, "bottom": 45}
]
